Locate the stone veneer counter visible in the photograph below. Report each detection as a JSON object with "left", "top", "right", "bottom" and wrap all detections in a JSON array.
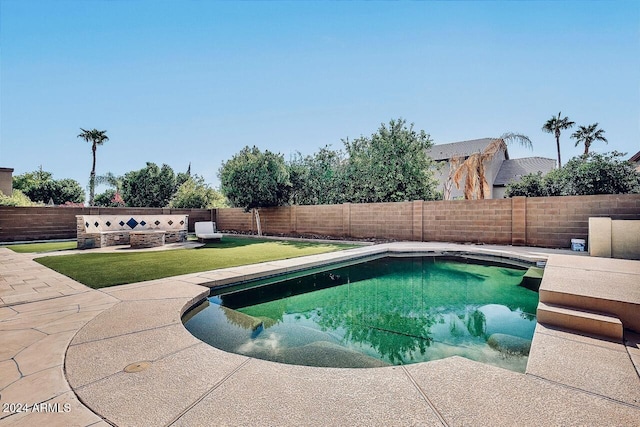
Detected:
[{"left": 129, "top": 230, "right": 166, "bottom": 249}]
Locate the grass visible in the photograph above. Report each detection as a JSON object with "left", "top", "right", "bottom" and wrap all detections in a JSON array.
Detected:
[
  {"left": 35, "top": 236, "right": 359, "bottom": 289},
  {"left": 3, "top": 241, "right": 77, "bottom": 253}
]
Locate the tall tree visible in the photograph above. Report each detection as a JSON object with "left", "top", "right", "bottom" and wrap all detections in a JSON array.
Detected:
[
  {"left": 121, "top": 162, "right": 177, "bottom": 207},
  {"left": 542, "top": 112, "right": 574, "bottom": 168},
  {"left": 341, "top": 118, "right": 439, "bottom": 203},
  {"left": 78, "top": 128, "right": 109, "bottom": 206},
  {"left": 219, "top": 146, "right": 291, "bottom": 235},
  {"left": 288, "top": 146, "right": 346, "bottom": 205},
  {"left": 571, "top": 123, "right": 608, "bottom": 155}
]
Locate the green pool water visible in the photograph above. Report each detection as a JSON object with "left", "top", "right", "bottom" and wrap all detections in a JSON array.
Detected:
[{"left": 184, "top": 255, "right": 538, "bottom": 372}]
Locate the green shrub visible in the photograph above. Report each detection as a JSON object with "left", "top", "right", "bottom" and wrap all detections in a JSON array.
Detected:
[{"left": 0, "top": 189, "right": 40, "bottom": 206}]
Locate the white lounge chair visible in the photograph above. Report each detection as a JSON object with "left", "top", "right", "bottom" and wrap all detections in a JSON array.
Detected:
[{"left": 194, "top": 221, "right": 223, "bottom": 242}]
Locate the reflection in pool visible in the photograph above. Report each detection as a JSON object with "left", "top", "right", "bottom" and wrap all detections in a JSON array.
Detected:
[{"left": 183, "top": 256, "right": 538, "bottom": 372}]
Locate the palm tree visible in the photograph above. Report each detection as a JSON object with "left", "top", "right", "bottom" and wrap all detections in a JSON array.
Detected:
[
  {"left": 542, "top": 112, "right": 574, "bottom": 168},
  {"left": 571, "top": 123, "right": 607, "bottom": 155},
  {"left": 78, "top": 128, "right": 109, "bottom": 206},
  {"left": 96, "top": 172, "right": 124, "bottom": 206},
  {"left": 453, "top": 139, "right": 507, "bottom": 199},
  {"left": 499, "top": 132, "right": 533, "bottom": 150},
  {"left": 451, "top": 133, "right": 532, "bottom": 200}
]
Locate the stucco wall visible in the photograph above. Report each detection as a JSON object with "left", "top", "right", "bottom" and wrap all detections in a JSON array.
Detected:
[
  {"left": 589, "top": 217, "right": 640, "bottom": 260},
  {"left": 0, "top": 168, "right": 13, "bottom": 197}
]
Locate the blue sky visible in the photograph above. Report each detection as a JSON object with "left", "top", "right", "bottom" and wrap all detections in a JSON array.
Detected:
[{"left": 1, "top": 1, "right": 639, "bottom": 194}]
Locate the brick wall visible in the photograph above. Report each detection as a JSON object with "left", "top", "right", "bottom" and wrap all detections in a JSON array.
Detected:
[
  {"left": 2, "top": 194, "right": 640, "bottom": 248},
  {"left": 0, "top": 207, "right": 214, "bottom": 242}
]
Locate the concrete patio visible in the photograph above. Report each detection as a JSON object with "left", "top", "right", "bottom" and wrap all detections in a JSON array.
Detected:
[{"left": 0, "top": 242, "right": 638, "bottom": 426}]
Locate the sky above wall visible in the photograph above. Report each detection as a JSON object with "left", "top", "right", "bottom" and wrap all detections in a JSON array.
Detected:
[{"left": 1, "top": 0, "right": 638, "bottom": 193}]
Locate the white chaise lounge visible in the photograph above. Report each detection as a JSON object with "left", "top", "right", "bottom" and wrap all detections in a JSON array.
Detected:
[{"left": 195, "top": 221, "right": 223, "bottom": 242}]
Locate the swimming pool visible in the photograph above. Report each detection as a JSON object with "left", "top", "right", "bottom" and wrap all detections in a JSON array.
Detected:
[{"left": 184, "top": 255, "right": 539, "bottom": 372}]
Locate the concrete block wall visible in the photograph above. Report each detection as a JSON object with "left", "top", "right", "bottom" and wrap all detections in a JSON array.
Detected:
[
  {"left": 0, "top": 207, "right": 85, "bottom": 242},
  {"left": 212, "top": 194, "right": 639, "bottom": 248},
  {"left": 2, "top": 194, "right": 639, "bottom": 248},
  {"left": 257, "top": 207, "right": 292, "bottom": 234},
  {"left": 0, "top": 207, "right": 213, "bottom": 242},
  {"left": 216, "top": 208, "right": 253, "bottom": 233},
  {"left": 526, "top": 195, "right": 640, "bottom": 249},
  {"left": 295, "top": 204, "right": 345, "bottom": 236},
  {"left": 350, "top": 202, "right": 414, "bottom": 240},
  {"left": 422, "top": 199, "right": 513, "bottom": 245}
]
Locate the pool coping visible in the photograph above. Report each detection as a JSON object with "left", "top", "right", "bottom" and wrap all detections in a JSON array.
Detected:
[{"left": 1, "top": 242, "right": 639, "bottom": 426}]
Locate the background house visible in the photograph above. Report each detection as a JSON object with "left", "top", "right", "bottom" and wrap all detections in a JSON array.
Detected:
[
  {"left": 630, "top": 151, "right": 640, "bottom": 172},
  {"left": 0, "top": 168, "right": 13, "bottom": 196},
  {"left": 426, "top": 138, "right": 556, "bottom": 199},
  {"left": 492, "top": 157, "right": 557, "bottom": 198}
]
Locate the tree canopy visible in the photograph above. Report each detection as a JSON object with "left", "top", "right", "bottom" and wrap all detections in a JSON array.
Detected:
[
  {"left": 94, "top": 189, "right": 122, "bottom": 208},
  {"left": 341, "top": 119, "right": 439, "bottom": 203},
  {"left": 169, "top": 175, "right": 228, "bottom": 209},
  {"left": 12, "top": 168, "right": 85, "bottom": 204},
  {"left": 285, "top": 119, "right": 440, "bottom": 205},
  {"left": 219, "top": 146, "right": 291, "bottom": 211},
  {"left": 288, "top": 146, "right": 346, "bottom": 205},
  {"left": 505, "top": 151, "right": 640, "bottom": 197},
  {"left": 121, "top": 162, "right": 177, "bottom": 207}
]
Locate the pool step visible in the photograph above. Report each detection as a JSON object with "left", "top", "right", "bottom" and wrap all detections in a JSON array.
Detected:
[
  {"left": 536, "top": 302, "right": 623, "bottom": 340},
  {"left": 520, "top": 267, "right": 544, "bottom": 291}
]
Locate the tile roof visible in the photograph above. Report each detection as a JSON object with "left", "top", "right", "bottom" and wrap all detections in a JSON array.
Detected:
[
  {"left": 426, "top": 138, "right": 504, "bottom": 161},
  {"left": 494, "top": 157, "right": 557, "bottom": 186}
]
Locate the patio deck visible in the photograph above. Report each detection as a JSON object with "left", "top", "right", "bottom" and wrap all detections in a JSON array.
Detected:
[{"left": 0, "top": 242, "right": 638, "bottom": 426}]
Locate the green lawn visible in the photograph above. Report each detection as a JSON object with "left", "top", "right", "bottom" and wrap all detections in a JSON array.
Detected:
[
  {"left": 3, "top": 241, "right": 77, "bottom": 253},
  {"left": 35, "top": 237, "right": 358, "bottom": 289}
]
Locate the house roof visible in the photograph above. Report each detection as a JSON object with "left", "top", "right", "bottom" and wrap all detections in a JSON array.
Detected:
[
  {"left": 494, "top": 157, "right": 557, "bottom": 186},
  {"left": 426, "top": 138, "right": 509, "bottom": 161},
  {"left": 630, "top": 151, "right": 640, "bottom": 163}
]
